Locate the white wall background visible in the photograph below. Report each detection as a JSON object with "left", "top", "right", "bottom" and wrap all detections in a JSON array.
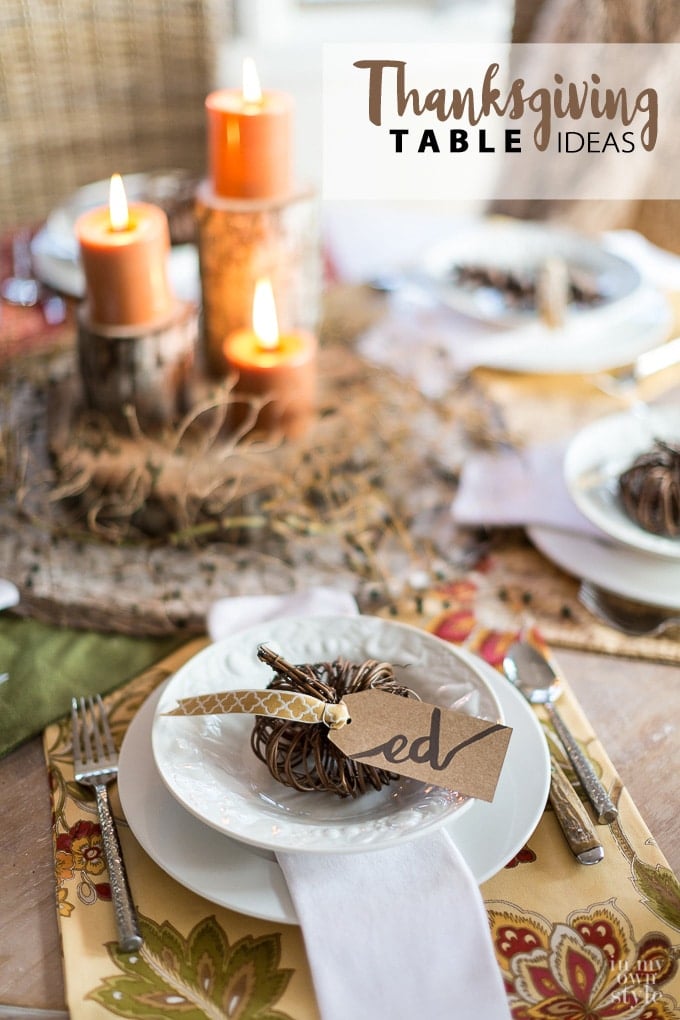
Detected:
[{"left": 219, "top": 0, "right": 513, "bottom": 188}]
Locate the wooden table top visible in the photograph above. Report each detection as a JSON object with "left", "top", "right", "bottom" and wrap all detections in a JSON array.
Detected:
[{"left": 1, "top": 644, "right": 678, "bottom": 1015}]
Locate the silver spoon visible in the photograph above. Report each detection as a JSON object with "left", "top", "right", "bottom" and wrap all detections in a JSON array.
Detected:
[
  {"left": 578, "top": 581, "right": 680, "bottom": 638},
  {"left": 503, "top": 641, "right": 618, "bottom": 825}
]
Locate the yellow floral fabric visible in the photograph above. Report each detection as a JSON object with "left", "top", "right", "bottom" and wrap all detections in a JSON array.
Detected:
[{"left": 44, "top": 609, "right": 680, "bottom": 1020}]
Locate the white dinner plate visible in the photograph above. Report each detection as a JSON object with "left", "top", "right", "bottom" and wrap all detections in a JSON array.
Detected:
[
  {"left": 528, "top": 524, "right": 680, "bottom": 609},
  {"left": 152, "top": 616, "right": 502, "bottom": 855},
  {"left": 420, "top": 218, "right": 641, "bottom": 327},
  {"left": 564, "top": 406, "right": 680, "bottom": 560},
  {"left": 460, "top": 285, "right": 672, "bottom": 374},
  {"left": 119, "top": 662, "right": 550, "bottom": 924}
]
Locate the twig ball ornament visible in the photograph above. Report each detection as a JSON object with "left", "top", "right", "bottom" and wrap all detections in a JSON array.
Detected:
[
  {"left": 618, "top": 440, "right": 680, "bottom": 537},
  {"left": 251, "top": 651, "right": 420, "bottom": 798}
]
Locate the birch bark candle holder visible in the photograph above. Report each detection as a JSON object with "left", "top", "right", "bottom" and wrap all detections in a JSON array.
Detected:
[
  {"left": 77, "top": 302, "right": 198, "bottom": 433},
  {"left": 74, "top": 174, "right": 198, "bottom": 434},
  {"left": 195, "top": 181, "right": 321, "bottom": 377}
]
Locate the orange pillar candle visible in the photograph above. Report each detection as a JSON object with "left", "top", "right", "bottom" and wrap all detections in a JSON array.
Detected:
[
  {"left": 224, "top": 278, "right": 317, "bottom": 439},
  {"left": 75, "top": 174, "right": 175, "bottom": 328},
  {"left": 206, "top": 57, "right": 293, "bottom": 199}
]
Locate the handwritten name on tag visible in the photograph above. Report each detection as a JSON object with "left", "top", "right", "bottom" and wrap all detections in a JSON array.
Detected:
[{"left": 328, "top": 690, "right": 512, "bottom": 801}]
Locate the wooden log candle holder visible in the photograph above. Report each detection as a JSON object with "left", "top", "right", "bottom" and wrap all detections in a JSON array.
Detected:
[
  {"left": 77, "top": 301, "right": 198, "bottom": 433},
  {"left": 195, "top": 181, "right": 321, "bottom": 377}
]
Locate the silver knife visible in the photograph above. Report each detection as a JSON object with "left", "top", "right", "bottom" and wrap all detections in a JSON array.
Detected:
[
  {"left": 593, "top": 335, "right": 680, "bottom": 398},
  {"left": 549, "top": 757, "right": 604, "bottom": 865},
  {"left": 634, "top": 335, "right": 680, "bottom": 383}
]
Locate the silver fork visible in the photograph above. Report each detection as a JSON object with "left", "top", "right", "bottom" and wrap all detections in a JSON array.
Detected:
[
  {"left": 578, "top": 581, "right": 680, "bottom": 637},
  {"left": 71, "top": 695, "right": 143, "bottom": 951}
]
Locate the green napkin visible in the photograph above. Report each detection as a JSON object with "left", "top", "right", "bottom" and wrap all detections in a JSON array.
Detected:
[{"left": 0, "top": 615, "right": 187, "bottom": 757}]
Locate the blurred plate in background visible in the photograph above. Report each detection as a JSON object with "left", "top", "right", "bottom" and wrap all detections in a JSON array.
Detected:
[{"left": 420, "top": 218, "right": 642, "bottom": 326}]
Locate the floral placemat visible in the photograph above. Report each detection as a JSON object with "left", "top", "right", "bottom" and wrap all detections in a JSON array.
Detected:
[
  {"left": 44, "top": 613, "right": 680, "bottom": 1019},
  {"left": 389, "top": 540, "right": 680, "bottom": 665}
]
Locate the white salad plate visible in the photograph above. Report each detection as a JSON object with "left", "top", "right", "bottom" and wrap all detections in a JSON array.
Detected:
[
  {"left": 564, "top": 405, "right": 680, "bottom": 560},
  {"left": 528, "top": 525, "right": 680, "bottom": 610},
  {"left": 119, "top": 657, "right": 550, "bottom": 924},
  {"left": 420, "top": 218, "right": 641, "bottom": 327},
  {"left": 152, "top": 616, "right": 503, "bottom": 855}
]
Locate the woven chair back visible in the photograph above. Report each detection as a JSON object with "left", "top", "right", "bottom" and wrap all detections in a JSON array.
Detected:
[{"left": 0, "top": 0, "right": 231, "bottom": 230}]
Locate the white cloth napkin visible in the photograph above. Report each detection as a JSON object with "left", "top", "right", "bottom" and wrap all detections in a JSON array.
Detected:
[
  {"left": 0, "top": 579, "right": 20, "bottom": 611},
  {"left": 451, "top": 440, "right": 601, "bottom": 537},
  {"left": 205, "top": 588, "right": 511, "bottom": 1020},
  {"left": 207, "top": 586, "right": 359, "bottom": 641},
  {"left": 279, "top": 833, "right": 510, "bottom": 1020}
]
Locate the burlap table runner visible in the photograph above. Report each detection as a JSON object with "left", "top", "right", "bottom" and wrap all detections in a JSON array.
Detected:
[{"left": 5, "top": 281, "right": 680, "bottom": 664}]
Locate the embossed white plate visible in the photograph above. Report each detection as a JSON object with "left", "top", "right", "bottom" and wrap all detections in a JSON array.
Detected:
[
  {"left": 152, "top": 616, "right": 503, "bottom": 855},
  {"left": 121, "top": 664, "right": 548, "bottom": 923},
  {"left": 564, "top": 405, "right": 680, "bottom": 560}
]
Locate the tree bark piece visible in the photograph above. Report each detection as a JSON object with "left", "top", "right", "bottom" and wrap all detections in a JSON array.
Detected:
[{"left": 77, "top": 301, "right": 198, "bottom": 432}]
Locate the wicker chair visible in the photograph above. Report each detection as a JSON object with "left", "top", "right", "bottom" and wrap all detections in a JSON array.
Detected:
[
  {"left": 0, "top": 0, "right": 232, "bottom": 231},
  {"left": 494, "top": 0, "right": 680, "bottom": 253}
]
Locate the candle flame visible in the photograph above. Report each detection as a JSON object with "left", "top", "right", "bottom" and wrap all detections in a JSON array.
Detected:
[
  {"left": 242, "top": 56, "right": 262, "bottom": 105},
  {"left": 109, "top": 173, "right": 129, "bottom": 231},
  {"left": 252, "top": 278, "right": 279, "bottom": 351}
]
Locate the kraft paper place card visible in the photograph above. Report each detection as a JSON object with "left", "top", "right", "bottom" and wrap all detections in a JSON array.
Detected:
[{"left": 329, "top": 690, "right": 512, "bottom": 802}]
